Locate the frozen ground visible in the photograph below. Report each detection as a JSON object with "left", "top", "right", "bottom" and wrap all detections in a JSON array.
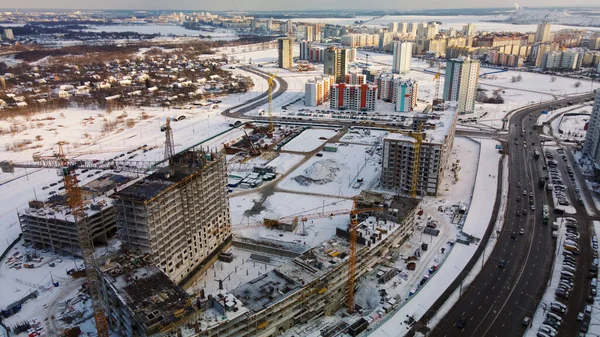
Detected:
[
  {"left": 340, "top": 128, "right": 388, "bottom": 145},
  {"left": 279, "top": 143, "right": 381, "bottom": 197},
  {"left": 230, "top": 192, "right": 353, "bottom": 248},
  {"left": 370, "top": 138, "right": 502, "bottom": 337},
  {"left": 281, "top": 128, "right": 339, "bottom": 152},
  {"left": 461, "top": 139, "right": 502, "bottom": 238},
  {"left": 83, "top": 24, "right": 239, "bottom": 40}
]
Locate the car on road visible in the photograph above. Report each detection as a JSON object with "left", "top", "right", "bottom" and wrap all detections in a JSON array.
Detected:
[
  {"left": 511, "top": 232, "right": 517, "bottom": 238},
  {"left": 519, "top": 228, "right": 524, "bottom": 235},
  {"left": 457, "top": 318, "right": 467, "bottom": 329},
  {"left": 498, "top": 259, "right": 505, "bottom": 268}
]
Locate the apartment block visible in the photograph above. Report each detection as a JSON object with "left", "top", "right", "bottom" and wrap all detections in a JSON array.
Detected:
[
  {"left": 324, "top": 46, "right": 348, "bottom": 83},
  {"left": 330, "top": 83, "right": 377, "bottom": 111},
  {"left": 443, "top": 57, "right": 480, "bottom": 115},
  {"left": 2, "top": 28, "right": 14, "bottom": 40},
  {"left": 535, "top": 22, "right": 552, "bottom": 43},
  {"left": 463, "top": 23, "right": 475, "bottom": 37},
  {"left": 381, "top": 110, "right": 458, "bottom": 196},
  {"left": 541, "top": 50, "right": 580, "bottom": 70},
  {"left": 112, "top": 149, "right": 231, "bottom": 284},
  {"left": 584, "top": 91, "right": 600, "bottom": 169},
  {"left": 376, "top": 73, "right": 418, "bottom": 112},
  {"left": 345, "top": 73, "right": 366, "bottom": 85},
  {"left": 299, "top": 40, "right": 310, "bottom": 60},
  {"left": 277, "top": 37, "right": 293, "bottom": 69},
  {"left": 396, "top": 80, "right": 418, "bottom": 112},
  {"left": 392, "top": 41, "right": 413, "bottom": 74},
  {"left": 304, "top": 75, "right": 334, "bottom": 106}
]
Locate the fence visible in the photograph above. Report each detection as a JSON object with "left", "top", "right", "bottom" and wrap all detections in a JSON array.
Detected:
[{"left": 0, "top": 234, "right": 22, "bottom": 264}]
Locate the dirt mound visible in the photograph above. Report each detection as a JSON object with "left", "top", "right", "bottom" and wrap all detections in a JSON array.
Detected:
[{"left": 293, "top": 159, "right": 341, "bottom": 186}]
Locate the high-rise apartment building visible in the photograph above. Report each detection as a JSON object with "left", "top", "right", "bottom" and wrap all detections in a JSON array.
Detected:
[
  {"left": 531, "top": 42, "right": 559, "bottom": 67},
  {"left": 443, "top": 57, "right": 480, "bottom": 114},
  {"left": 541, "top": 50, "right": 580, "bottom": 70},
  {"left": 463, "top": 23, "right": 475, "bottom": 37},
  {"left": 299, "top": 40, "right": 310, "bottom": 60},
  {"left": 330, "top": 83, "right": 378, "bottom": 111},
  {"left": 399, "top": 22, "right": 408, "bottom": 35},
  {"left": 2, "top": 28, "right": 14, "bottom": 40},
  {"left": 376, "top": 73, "right": 418, "bottom": 112},
  {"left": 324, "top": 46, "right": 348, "bottom": 83},
  {"left": 392, "top": 41, "right": 413, "bottom": 74},
  {"left": 584, "top": 91, "right": 600, "bottom": 168},
  {"left": 304, "top": 75, "right": 335, "bottom": 106},
  {"left": 535, "top": 22, "right": 552, "bottom": 43},
  {"left": 396, "top": 80, "right": 419, "bottom": 112},
  {"left": 112, "top": 150, "right": 231, "bottom": 284},
  {"left": 278, "top": 37, "right": 293, "bottom": 69},
  {"left": 389, "top": 22, "right": 399, "bottom": 33},
  {"left": 304, "top": 25, "right": 314, "bottom": 42}
]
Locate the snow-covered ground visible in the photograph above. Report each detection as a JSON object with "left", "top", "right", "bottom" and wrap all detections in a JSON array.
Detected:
[
  {"left": 587, "top": 221, "right": 600, "bottom": 337},
  {"left": 279, "top": 143, "right": 380, "bottom": 197},
  {"left": 280, "top": 128, "right": 339, "bottom": 152},
  {"left": 230, "top": 192, "right": 353, "bottom": 248},
  {"left": 340, "top": 128, "right": 388, "bottom": 145},
  {"left": 84, "top": 24, "right": 239, "bottom": 40},
  {"left": 370, "top": 138, "right": 502, "bottom": 337},
  {"left": 461, "top": 139, "right": 502, "bottom": 238}
]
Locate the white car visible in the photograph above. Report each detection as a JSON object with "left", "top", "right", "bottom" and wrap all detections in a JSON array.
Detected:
[{"left": 578, "top": 312, "right": 585, "bottom": 321}]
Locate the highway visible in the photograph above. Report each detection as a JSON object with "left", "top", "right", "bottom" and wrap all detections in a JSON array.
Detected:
[{"left": 429, "top": 93, "right": 595, "bottom": 337}]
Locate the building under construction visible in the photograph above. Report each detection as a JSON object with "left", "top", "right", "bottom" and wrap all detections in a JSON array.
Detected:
[
  {"left": 112, "top": 148, "right": 231, "bottom": 284},
  {"left": 99, "top": 193, "right": 419, "bottom": 337},
  {"left": 98, "top": 252, "right": 197, "bottom": 337},
  {"left": 18, "top": 174, "right": 131, "bottom": 254},
  {"left": 381, "top": 108, "right": 458, "bottom": 197}
]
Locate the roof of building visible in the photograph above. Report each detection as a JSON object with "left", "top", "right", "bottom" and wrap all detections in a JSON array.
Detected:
[
  {"left": 113, "top": 149, "right": 221, "bottom": 203},
  {"left": 100, "top": 252, "right": 196, "bottom": 335}
]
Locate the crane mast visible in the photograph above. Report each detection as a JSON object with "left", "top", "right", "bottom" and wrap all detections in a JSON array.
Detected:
[{"left": 57, "top": 143, "right": 109, "bottom": 337}]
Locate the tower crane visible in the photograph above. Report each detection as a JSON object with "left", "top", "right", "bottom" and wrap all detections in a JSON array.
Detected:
[
  {"left": 346, "top": 197, "right": 384, "bottom": 313},
  {"left": 433, "top": 61, "right": 442, "bottom": 105},
  {"left": 380, "top": 122, "right": 424, "bottom": 198},
  {"left": 267, "top": 71, "right": 279, "bottom": 137},
  {"left": 53, "top": 143, "right": 110, "bottom": 337}
]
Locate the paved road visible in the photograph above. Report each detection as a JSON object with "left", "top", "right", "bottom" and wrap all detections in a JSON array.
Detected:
[{"left": 429, "top": 93, "right": 596, "bottom": 337}]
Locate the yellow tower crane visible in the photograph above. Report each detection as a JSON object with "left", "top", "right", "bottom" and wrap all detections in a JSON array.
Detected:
[
  {"left": 381, "top": 122, "right": 424, "bottom": 198},
  {"left": 433, "top": 62, "right": 442, "bottom": 104},
  {"left": 267, "top": 70, "right": 279, "bottom": 137}
]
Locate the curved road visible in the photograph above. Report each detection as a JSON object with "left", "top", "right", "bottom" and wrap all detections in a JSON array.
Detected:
[{"left": 429, "top": 92, "right": 595, "bottom": 337}]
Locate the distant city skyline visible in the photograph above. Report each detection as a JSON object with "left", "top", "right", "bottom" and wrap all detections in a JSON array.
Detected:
[{"left": 3, "top": 0, "right": 600, "bottom": 11}]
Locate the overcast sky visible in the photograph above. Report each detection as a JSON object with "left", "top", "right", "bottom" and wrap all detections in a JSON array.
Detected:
[{"left": 2, "top": 0, "right": 599, "bottom": 11}]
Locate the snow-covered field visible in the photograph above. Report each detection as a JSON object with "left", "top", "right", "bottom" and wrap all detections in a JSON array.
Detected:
[
  {"left": 265, "top": 153, "right": 305, "bottom": 173},
  {"left": 83, "top": 24, "right": 239, "bottom": 40},
  {"left": 280, "top": 128, "right": 339, "bottom": 152},
  {"left": 279, "top": 143, "right": 380, "bottom": 197}
]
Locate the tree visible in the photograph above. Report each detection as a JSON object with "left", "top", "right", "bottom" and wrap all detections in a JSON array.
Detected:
[
  {"left": 574, "top": 81, "right": 581, "bottom": 88},
  {"left": 516, "top": 74, "right": 522, "bottom": 82}
]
